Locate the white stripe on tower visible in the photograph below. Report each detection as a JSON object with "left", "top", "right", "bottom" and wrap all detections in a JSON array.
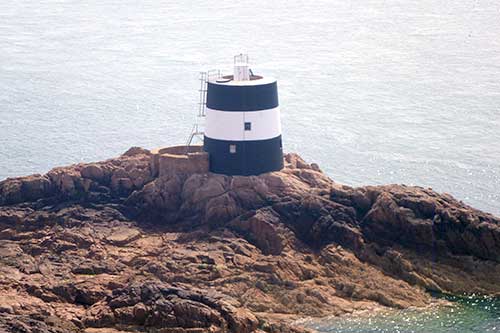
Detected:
[{"left": 205, "top": 107, "right": 281, "bottom": 141}]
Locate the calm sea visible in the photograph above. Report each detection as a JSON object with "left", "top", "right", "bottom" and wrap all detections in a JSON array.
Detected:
[
  {"left": 307, "top": 294, "right": 500, "bottom": 333},
  {"left": 0, "top": 1, "right": 499, "bottom": 330},
  {"left": 1, "top": 0, "right": 499, "bottom": 215}
]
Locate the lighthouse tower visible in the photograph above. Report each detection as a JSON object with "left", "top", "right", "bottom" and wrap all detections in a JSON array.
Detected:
[{"left": 203, "top": 55, "right": 284, "bottom": 176}]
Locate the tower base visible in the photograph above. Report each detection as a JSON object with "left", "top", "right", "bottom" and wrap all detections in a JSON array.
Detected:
[{"left": 203, "top": 135, "right": 284, "bottom": 176}]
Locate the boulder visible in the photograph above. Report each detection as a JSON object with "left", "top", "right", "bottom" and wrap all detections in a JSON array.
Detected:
[
  {"left": 229, "top": 208, "right": 289, "bottom": 255},
  {"left": 80, "top": 164, "right": 105, "bottom": 182}
]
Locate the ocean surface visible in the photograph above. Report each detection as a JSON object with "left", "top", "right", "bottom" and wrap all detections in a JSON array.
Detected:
[
  {"left": 0, "top": 1, "right": 499, "bottom": 331},
  {"left": 306, "top": 294, "right": 500, "bottom": 333},
  {"left": 1, "top": 0, "right": 499, "bottom": 216}
]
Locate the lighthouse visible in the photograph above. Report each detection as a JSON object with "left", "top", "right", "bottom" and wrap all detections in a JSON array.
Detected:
[{"left": 203, "top": 55, "right": 284, "bottom": 176}]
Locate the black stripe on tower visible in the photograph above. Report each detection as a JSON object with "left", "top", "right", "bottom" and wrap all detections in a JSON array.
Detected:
[
  {"left": 206, "top": 81, "right": 279, "bottom": 111},
  {"left": 204, "top": 135, "right": 284, "bottom": 176}
]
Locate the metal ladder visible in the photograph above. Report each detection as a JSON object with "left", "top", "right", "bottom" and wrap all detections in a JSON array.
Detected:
[
  {"left": 185, "top": 123, "right": 204, "bottom": 147},
  {"left": 198, "top": 71, "right": 208, "bottom": 117},
  {"left": 186, "top": 71, "right": 213, "bottom": 147},
  {"left": 198, "top": 69, "right": 221, "bottom": 118}
]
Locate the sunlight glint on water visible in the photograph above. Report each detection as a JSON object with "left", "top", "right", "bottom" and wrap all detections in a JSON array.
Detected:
[{"left": 307, "top": 295, "right": 500, "bottom": 333}]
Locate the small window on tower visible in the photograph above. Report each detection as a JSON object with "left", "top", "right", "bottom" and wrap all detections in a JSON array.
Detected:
[
  {"left": 229, "top": 144, "right": 236, "bottom": 154},
  {"left": 244, "top": 122, "right": 252, "bottom": 131}
]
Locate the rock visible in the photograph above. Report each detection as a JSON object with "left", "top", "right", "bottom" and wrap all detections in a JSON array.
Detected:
[
  {"left": 205, "top": 193, "right": 240, "bottom": 225},
  {"left": 21, "top": 175, "right": 53, "bottom": 200},
  {"left": 0, "top": 207, "right": 26, "bottom": 226},
  {"left": 81, "top": 164, "right": 105, "bottom": 182},
  {"left": 123, "top": 147, "right": 151, "bottom": 157},
  {"left": 1, "top": 147, "right": 499, "bottom": 333},
  {"left": 0, "top": 146, "right": 153, "bottom": 205},
  {"left": 132, "top": 302, "right": 147, "bottom": 324},
  {"left": 75, "top": 283, "right": 110, "bottom": 306},
  {"left": 0, "top": 303, "right": 14, "bottom": 314},
  {"left": 361, "top": 185, "right": 500, "bottom": 261},
  {"left": 229, "top": 208, "right": 289, "bottom": 255},
  {"left": 224, "top": 306, "right": 259, "bottom": 332},
  {"left": 106, "top": 227, "right": 141, "bottom": 246},
  {"left": 85, "top": 283, "right": 238, "bottom": 331},
  {"left": 0, "top": 175, "right": 54, "bottom": 206},
  {"left": 0, "top": 178, "right": 23, "bottom": 205},
  {"left": 84, "top": 303, "right": 115, "bottom": 326},
  {"left": 48, "top": 168, "right": 78, "bottom": 195}
]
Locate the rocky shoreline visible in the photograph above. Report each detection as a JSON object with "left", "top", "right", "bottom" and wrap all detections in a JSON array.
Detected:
[{"left": 0, "top": 147, "right": 499, "bottom": 333}]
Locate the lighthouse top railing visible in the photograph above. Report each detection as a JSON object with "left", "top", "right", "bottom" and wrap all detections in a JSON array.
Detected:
[
  {"left": 207, "top": 69, "right": 222, "bottom": 82},
  {"left": 233, "top": 54, "right": 249, "bottom": 81},
  {"left": 234, "top": 53, "right": 248, "bottom": 65}
]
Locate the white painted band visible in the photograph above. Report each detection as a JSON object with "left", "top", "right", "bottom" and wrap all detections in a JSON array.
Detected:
[{"left": 205, "top": 107, "right": 281, "bottom": 141}]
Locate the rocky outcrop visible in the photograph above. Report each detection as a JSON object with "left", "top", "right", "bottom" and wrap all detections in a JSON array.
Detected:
[
  {"left": 0, "top": 147, "right": 499, "bottom": 333},
  {"left": 84, "top": 282, "right": 260, "bottom": 332},
  {"left": 0, "top": 147, "right": 153, "bottom": 206}
]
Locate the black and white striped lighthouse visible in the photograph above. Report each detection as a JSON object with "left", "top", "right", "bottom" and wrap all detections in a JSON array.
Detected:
[{"left": 203, "top": 55, "right": 284, "bottom": 176}]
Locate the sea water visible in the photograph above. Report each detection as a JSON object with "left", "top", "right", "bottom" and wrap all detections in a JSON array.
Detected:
[
  {"left": 0, "top": 2, "right": 499, "bottom": 330},
  {"left": 307, "top": 294, "right": 500, "bottom": 333},
  {"left": 1, "top": 0, "right": 499, "bottom": 215}
]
